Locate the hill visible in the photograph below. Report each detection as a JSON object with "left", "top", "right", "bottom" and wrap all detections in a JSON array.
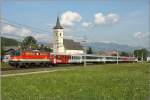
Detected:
[
  {"left": 1, "top": 37, "right": 20, "bottom": 47},
  {"left": 86, "top": 42, "right": 141, "bottom": 52}
]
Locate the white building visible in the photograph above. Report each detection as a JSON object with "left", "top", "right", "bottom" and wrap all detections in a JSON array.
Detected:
[
  {"left": 147, "top": 57, "right": 150, "bottom": 62},
  {"left": 63, "top": 39, "right": 84, "bottom": 54},
  {"left": 53, "top": 17, "right": 84, "bottom": 54}
]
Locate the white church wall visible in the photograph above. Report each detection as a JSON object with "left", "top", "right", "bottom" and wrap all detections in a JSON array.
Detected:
[{"left": 65, "top": 50, "right": 84, "bottom": 55}]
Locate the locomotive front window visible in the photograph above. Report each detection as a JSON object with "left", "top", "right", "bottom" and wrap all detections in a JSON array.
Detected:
[
  {"left": 14, "top": 50, "right": 20, "bottom": 56},
  {"left": 10, "top": 50, "right": 20, "bottom": 56}
]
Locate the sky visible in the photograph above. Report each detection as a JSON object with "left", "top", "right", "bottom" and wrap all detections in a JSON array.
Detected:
[{"left": 1, "top": 0, "right": 150, "bottom": 48}]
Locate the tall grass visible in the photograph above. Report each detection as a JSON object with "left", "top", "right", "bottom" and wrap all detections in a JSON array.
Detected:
[{"left": 1, "top": 63, "right": 149, "bottom": 100}]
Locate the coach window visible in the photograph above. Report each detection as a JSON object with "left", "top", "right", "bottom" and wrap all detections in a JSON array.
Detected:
[
  {"left": 58, "top": 55, "right": 61, "bottom": 59},
  {"left": 75, "top": 56, "right": 77, "bottom": 59}
]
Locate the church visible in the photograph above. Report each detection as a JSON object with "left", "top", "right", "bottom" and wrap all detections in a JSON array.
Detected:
[{"left": 52, "top": 17, "right": 84, "bottom": 54}]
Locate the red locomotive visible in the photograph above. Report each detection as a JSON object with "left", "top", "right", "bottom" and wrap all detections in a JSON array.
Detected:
[
  {"left": 9, "top": 51, "right": 51, "bottom": 67},
  {"left": 9, "top": 50, "right": 71, "bottom": 67}
]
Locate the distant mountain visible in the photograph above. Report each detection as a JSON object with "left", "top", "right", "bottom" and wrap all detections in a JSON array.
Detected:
[
  {"left": 1, "top": 37, "right": 20, "bottom": 47},
  {"left": 85, "top": 42, "right": 142, "bottom": 52}
]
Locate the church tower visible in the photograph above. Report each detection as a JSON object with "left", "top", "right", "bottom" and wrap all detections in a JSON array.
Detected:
[{"left": 53, "top": 16, "right": 64, "bottom": 53}]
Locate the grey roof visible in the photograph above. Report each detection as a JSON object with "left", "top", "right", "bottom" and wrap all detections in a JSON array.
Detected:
[
  {"left": 4, "top": 46, "right": 18, "bottom": 51},
  {"left": 63, "top": 39, "right": 83, "bottom": 50},
  {"left": 53, "top": 17, "right": 63, "bottom": 29}
]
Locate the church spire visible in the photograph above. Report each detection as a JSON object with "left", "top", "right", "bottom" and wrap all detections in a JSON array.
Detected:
[{"left": 53, "top": 16, "right": 63, "bottom": 29}]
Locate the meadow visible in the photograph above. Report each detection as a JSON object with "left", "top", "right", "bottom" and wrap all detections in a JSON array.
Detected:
[{"left": 1, "top": 63, "right": 150, "bottom": 100}]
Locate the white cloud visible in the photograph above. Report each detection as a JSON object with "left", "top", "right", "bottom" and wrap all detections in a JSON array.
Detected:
[
  {"left": 94, "top": 12, "right": 119, "bottom": 25},
  {"left": 134, "top": 32, "right": 149, "bottom": 39},
  {"left": 34, "top": 34, "right": 49, "bottom": 40},
  {"left": 18, "top": 28, "right": 32, "bottom": 37},
  {"left": 2, "top": 25, "right": 32, "bottom": 37},
  {"left": 61, "top": 11, "right": 82, "bottom": 26},
  {"left": 1, "top": 24, "right": 50, "bottom": 42},
  {"left": 94, "top": 13, "right": 106, "bottom": 25},
  {"left": 2, "top": 25, "right": 17, "bottom": 33},
  {"left": 82, "top": 22, "right": 92, "bottom": 27},
  {"left": 81, "top": 12, "right": 119, "bottom": 28},
  {"left": 106, "top": 13, "right": 119, "bottom": 23}
]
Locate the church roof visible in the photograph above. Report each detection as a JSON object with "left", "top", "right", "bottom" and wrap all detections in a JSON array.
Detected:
[
  {"left": 63, "top": 39, "right": 83, "bottom": 50},
  {"left": 53, "top": 17, "right": 63, "bottom": 29}
]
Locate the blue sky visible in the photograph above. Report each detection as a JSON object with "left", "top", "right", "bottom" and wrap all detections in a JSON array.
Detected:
[{"left": 1, "top": 0, "right": 149, "bottom": 48}]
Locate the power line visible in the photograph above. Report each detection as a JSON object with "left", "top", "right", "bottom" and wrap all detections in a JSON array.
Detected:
[
  {"left": 1, "top": 19, "right": 51, "bottom": 34},
  {"left": 1, "top": 21, "right": 47, "bottom": 35}
]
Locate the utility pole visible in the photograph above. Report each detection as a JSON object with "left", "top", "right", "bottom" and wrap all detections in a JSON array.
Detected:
[
  {"left": 82, "top": 36, "right": 87, "bottom": 67},
  {"left": 117, "top": 49, "right": 119, "bottom": 64},
  {"left": 141, "top": 51, "right": 143, "bottom": 62},
  {"left": 84, "top": 46, "right": 87, "bottom": 67},
  {"left": 133, "top": 52, "right": 135, "bottom": 63}
]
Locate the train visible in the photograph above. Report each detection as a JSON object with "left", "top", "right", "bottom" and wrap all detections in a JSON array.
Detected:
[{"left": 8, "top": 50, "right": 138, "bottom": 67}]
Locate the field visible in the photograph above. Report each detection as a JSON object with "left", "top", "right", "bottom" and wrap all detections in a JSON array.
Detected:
[{"left": 1, "top": 63, "right": 150, "bottom": 100}]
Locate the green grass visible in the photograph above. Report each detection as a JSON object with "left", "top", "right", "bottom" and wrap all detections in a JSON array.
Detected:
[
  {"left": 1, "top": 63, "right": 150, "bottom": 100},
  {"left": 0, "top": 62, "right": 13, "bottom": 69}
]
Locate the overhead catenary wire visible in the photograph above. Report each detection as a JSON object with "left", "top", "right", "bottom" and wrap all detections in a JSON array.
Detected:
[{"left": 1, "top": 19, "right": 51, "bottom": 34}]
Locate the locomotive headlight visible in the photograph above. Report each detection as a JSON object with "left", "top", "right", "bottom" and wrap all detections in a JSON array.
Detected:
[{"left": 36, "top": 53, "right": 39, "bottom": 55}]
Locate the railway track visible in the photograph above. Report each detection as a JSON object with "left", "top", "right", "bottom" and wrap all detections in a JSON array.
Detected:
[
  {"left": 1, "top": 64, "right": 82, "bottom": 75},
  {"left": 1, "top": 68, "right": 76, "bottom": 77}
]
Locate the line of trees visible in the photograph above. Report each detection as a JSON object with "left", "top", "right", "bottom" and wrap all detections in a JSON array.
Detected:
[
  {"left": 117, "top": 49, "right": 149, "bottom": 61},
  {"left": 134, "top": 48, "right": 149, "bottom": 61}
]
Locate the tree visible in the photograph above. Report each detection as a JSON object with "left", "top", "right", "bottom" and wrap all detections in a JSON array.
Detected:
[
  {"left": 87, "top": 47, "right": 93, "bottom": 54},
  {"left": 38, "top": 44, "right": 44, "bottom": 51},
  {"left": 1, "top": 37, "right": 20, "bottom": 46},
  {"left": 21, "top": 36, "right": 37, "bottom": 50},
  {"left": 1, "top": 46, "right": 5, "bottom": 56},
  {"left": 134, "top": 48, "right": 148, "bottom": 61},
  {"left": 38, "top": 44, "right": 53, "bottom": 52},
  {"left": 120, "top": 51, "right": 129, "bottom": 57},
  {"left": 44, "top": 47, "right": 53, "bottom": 52}
]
